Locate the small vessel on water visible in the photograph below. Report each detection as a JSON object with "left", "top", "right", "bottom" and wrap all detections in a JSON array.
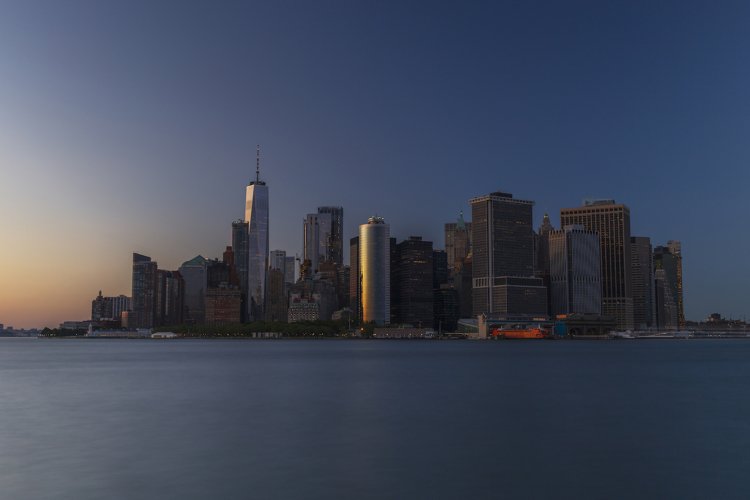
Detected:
[
  {"left": 610, "top": 330, "right": 635, "bottom": 340},
  {"left": 491, "top": 326, "right": 550, "bottom": 339}
]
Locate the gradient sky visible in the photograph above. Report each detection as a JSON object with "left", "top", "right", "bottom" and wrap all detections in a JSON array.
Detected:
[{"left": 1, "top": 0, "right": 749, "bottom": 328}]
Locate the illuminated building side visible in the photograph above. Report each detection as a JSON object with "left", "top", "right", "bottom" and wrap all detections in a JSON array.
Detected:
[
  {"left": 359, "top": 217, "right": 390, "bottom": 325},
  {"left": 245, "top": 146, "right": 269, "bottom": 321}
]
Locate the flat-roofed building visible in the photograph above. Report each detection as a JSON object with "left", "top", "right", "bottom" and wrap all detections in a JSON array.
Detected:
[{"left": 560, "top": 200, "right": 634, "bottom": 330}]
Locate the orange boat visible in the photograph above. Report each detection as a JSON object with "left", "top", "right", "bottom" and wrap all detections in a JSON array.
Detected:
[{"left": 491, "top": 327, "right": 549, "bottom": 339}]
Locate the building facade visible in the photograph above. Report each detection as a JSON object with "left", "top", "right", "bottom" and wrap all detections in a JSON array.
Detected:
[
  {"left": 630, "top": 236, "right": 655, "bottom": 329},
  {"left": 392, "top": 237, "right": 434, "bottom": 327},
  {"left": 231, "top": 220, "right": 249, "bottom": 322},
  {"left": 667, "top": 240, "right": 685, "bottom": 328},
  {"left": 317, "top": 206, "right": 344, "bottom": 265},
  {"left": 359, "top": 217, "right": 391, "bottom": 325},
  {"left": 349, "top": 236, "right": 360, "bottom": 323},
  {"left": 265, "top": 267, "right": 288, "bottom": 322},
  {"left": 445, "top": 212, "right": 472, "bottom": 270},
  {"left": 205, "top": 285, "right": 242, "bottom": 325},
  {"left": 179, "top": 255, "right": 207, "bottom": 324},
  {"left": 156, "top": 270, "right": 184, "bottom": 326},
  {"left": 560, "top": 200, "right": 634, "bottom": 330},
  {"left": 548, "top": 225, "right": 602, "bottom": 316},
  {"left": 654, "top": 245, "right": 682, "bottom": 330},
  {"left": 245, "top": 147, "right": 269, "bottom": 321},
  {"left": 470, "top": 191, "right": 546, "bottom": 318},
  {"left": 131, "top": 253, "right": 157, "bottom": 329}
]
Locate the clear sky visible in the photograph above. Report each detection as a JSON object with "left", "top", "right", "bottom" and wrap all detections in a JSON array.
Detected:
[{"left": 1, "top": 1, "right": 749, "bottom": 328}]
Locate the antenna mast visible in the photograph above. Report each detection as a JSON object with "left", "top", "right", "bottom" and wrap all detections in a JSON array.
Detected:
[{"left": 256, "top": 144, "right": 260, "bottom": 183}]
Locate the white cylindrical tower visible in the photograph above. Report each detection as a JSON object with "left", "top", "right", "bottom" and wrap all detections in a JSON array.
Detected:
[{"left": 359, "top": 216, "right": 390, "bottom": 325}]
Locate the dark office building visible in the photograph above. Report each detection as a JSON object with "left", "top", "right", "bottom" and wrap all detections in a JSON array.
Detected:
[
  {"left": 654, "top": 245, "right": 681, "bottom": 330},
  {"left": 560, "top": 200, "right": 634, "bottom": 330},
  {"left": 179, "top": 255, "right": 207, "bottom": 324},
  {"left": 318, "top": 206, "right": 344, "bottom": 266},
  {"left": 207, "top": 258, "right": 231, "bottom": 288},
  {"left": 156, "top": 270, "right": 184, "bottom": 326},
  {"left": 349, "top": 236, "right": 360, "bottom": 323},
  {"left": 265, "top": 268, "right": 288, "bottom": 322},
  {"left": 548, "top": 225, "right": 601, "bottom": 316},
  {"left": 535, "top": 213, "right": 555, "bottom": 276},
  {"left": 535, "top": 214, "right": 555, "bottom": 315},
  {"left": 205, "top": 285, "right": 242, "bottom": 325},
  {"left": 434, "top": 285, "right": 459, "bottom": 332},
  {"left": 445, "top": 212, "right": 472, "bottom": 270},
  {"left": 453, "top": 257, "right": 473, "bottom": 318},
  {"left": 470, "top": 191, "right": 546, "bottom": 318},
  {"left": 433, "top": 250, "right": 448, "bottom": 289},
  {"left": 231, "top": 220, "right": 249, "bottom": 322},
  {"left": 131, "top": 253, "right": 158, "bottom": 329},
  {"left": 667, "top": 240, "right": 685, "bottom": 328},
  {"left": 337, "top": 265, "right": 350, "bottom": 309},
  {"left": 392, "top": 237, "right": 434, "bottom": 327},
  {"left": 630, "top": 236, "right": 655, "bottom": 329}
]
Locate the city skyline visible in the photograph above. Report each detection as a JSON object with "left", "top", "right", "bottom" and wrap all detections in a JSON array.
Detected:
[{"left": 2, "top": 1, "right": 749, "bottom": 328}]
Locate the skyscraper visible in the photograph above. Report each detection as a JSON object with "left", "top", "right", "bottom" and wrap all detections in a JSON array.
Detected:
[
  {"left": 349, "top": 236, "right": 360, "bottom": 323},
  {"left": 179, "top": 255, "right": 207, "bottom": 324},
  {"left": 630, "top": 236, "right": 655, "bottom": 329},
  {"left": 535, "top": 213, "right": 554, "bottom": 276},
  {"left": 303, "top": 212, "right": 331, "bottom": 274},
  {"left": 470, "top": 191, "right": 547, "bottom": 318},
  {"left": 270, "top": 250, "right": 287, "bottom": 274},
  {"left": 667, "top": 240, "right": 685, "bottom": 328},
  {"left": 359, "top": 217, "right": 391, "bottom": 325},
  {"left": 548, "top": 225, "right": 601, "bottom": 316},
  {"left": 156, "top": 270, "right": 185, "bottom": 326},
  {"left": 317, "top": 206, "right": 344, "bottom": 266},
  {"left": 560, "top": 200, "right": 634, "bottom": 330},
  {"left": 131, "top": 253, "right": 157, "bottom": 329},
  {"left": 392, "top": 237, "right": 434, "bottom": 327},
  {"left": 284, "top": 256, "right": 296, "bottom": 285},
  {"left": 231, "top": 220, "right": 249, "bottom": 322},
  {"left": 245, "top": 146, "right": 269, "bottom": 321},
  {"left": 445, "top": 212, "right": 472, "bottom": 270},
  {"left": 654, "top": 245, "right": 682, "bottom": 330}
]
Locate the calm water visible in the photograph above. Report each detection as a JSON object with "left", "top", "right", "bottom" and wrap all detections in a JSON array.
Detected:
[{"left": 1, "top": 338, "right": 750, "bottom": 499}]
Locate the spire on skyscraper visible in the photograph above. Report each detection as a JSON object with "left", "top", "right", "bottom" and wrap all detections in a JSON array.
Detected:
[
  {"left": 457, "top": 211, "right": 466, "bottom": 230},
  {"left": 539, "top": 213, "right": 554, "bottom": 235},
  {"left": 256, "top": 144, "right": 260, "bottom": 183}
]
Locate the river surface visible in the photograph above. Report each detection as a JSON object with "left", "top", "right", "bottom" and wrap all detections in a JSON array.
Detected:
[{"left": 1, "top": 338, "right": 749, "bottom": 499}]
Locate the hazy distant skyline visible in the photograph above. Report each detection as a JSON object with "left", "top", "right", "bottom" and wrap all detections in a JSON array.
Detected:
[{"left": 2, "top": 1, "right": 749, "bottom": 328}]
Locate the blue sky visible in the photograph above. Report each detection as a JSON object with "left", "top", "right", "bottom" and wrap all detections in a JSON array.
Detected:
[{"left": 1, "top": 0, "right": 749, "bottom": 327}]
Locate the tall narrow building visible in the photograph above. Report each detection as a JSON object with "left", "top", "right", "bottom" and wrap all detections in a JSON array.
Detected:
[
  {"left": 270, "top": 250, "right": 287, "bottom": 276},
  {"left": 231, "top": 220, "right": 249, "bottom": 321},
  {"left": 284, "top": 256, "right": 296, "bottom": 285},
  {"left": 445, "top": 212, "right": 472, "bottom": 270},
  {"left": 303, "top": 213, "right": 327, "bottom": 274},
  {"left": 245, "top": 146, "right": 269, "bottom": 321},
  {"left": 392, "top": 237, "right": 434, "bottom": 327},
  {"left": 560, "top": 200, "right": 634, "bottom": 330},
  {"left": 359, "top": 217, "right": 391, "bottom": 325},
  {"left": 630, "top": 236, "right": 655, "bottom": 329},
  {"left": 654, "top": 245, "right": 682, "bottom": 330},
  {"left": 318, "top": 206, "right": 344, "bottom": 265},
  {"left": 131, "top": 253, "right": 157, "bottom": 329},
  {"left": 470, "top": 191, "right": 547, "bottom": 318},
  {"left": 548, "top": 225, "right": 601, "bottom": 316},
  {"left": 667, "top": 240, "right": 685, "bottom": 328},
  {"left": 349, "top": 236, "right": 360, "bottom": 323},
  {"left": 179, "top": 255, "right": 207, "bottom": 324}
]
